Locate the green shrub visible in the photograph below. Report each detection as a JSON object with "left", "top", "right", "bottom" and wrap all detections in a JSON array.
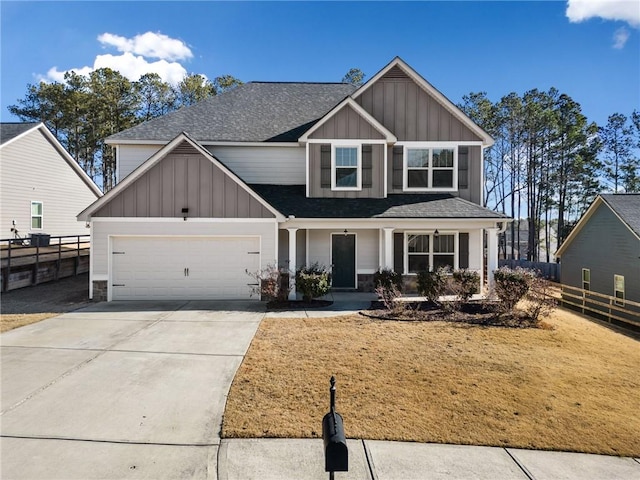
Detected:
[
  {"left": 416, "top": 267, "right": 449, "bottom": 304},
  {"left": 295, "top": 263, "right": 331, "bottom": 302},
  {"left": 452, "top": 269, "right": 480, "bottom": 303},
  {"left": 493, "top": 267, "right": 535, "bottom": 310}
]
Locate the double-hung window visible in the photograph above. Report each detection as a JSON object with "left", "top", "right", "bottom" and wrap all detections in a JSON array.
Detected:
[
  {"left": 582, "top": 268, "right": 590, "bottom": 291},
  {"left": 333, "top": 145, "right": 360, "bottom": 190},
  {"left": 31, "top": 201, "right": 43, "bottom": 229},
  {"left": 404, "top": 145, "right": 456, "bottom": 190},
  {"left": 406, "top": 232, "right": 456, "bottom": 273},
  {"left": 614, "top": 275, "right": 625, "bottom": 306}
]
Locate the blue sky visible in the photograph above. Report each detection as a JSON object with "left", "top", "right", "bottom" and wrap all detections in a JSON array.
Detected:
[{"left": 1, "top": 1, "right": 638, "bottom": 127}]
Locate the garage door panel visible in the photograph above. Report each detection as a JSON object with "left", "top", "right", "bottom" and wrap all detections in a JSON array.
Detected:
[{"left": 112, "top": 237, "right": 260, "bottom": 301}]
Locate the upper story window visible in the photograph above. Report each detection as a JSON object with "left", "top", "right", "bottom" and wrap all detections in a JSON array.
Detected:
[
  {"left": 403, "top": 145, "right": 457, "bottom": 191},
  {"left": 31, "top": 201, "right": 43, "bottom": 229},
  {"left": 332, "top": 145, "right": 361, "bottom": 190}
]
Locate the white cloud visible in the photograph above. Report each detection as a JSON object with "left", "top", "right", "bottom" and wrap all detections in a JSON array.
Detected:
[
  {"left": 41, "top": 31, "right": 192, "bottom": 86},
  {"left": 613, "top": 26, "right": 631, "bottom": 47},
  {"left": 566, "top": 0, "right": 640, "bottom": 28},
  {"left": 97, "top": 32, "right": 193, "bottom": 61}
]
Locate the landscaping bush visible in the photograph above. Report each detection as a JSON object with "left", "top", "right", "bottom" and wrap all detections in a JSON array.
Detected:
[
  {"left": 451, "top": 269, "right": 480, "bottom": 303},
  {"left": 295, "top": 263, "right": 331, "bottom": 302},
  {"left": 416, "top": 267, "right": 449, "bottom": 304},
  {"left": 373, "top": 267, "right": 402, "bottom": 308},
  {"left": 246, "top": 264, "right": 291, "bottom": 301},
  {"left": 493, "top": 267, "right": 535, "bottom": 310},
  {"left": 524, "top": 275, "right": 557, "bottom": 324}
]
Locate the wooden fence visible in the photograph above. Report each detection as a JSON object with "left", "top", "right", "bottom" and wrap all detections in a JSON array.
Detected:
[
  {"left": 498, "top": 259, "right": 560, "bottom": 280},
  {"left": 560, "top": 284, "right": 640, "bottom": 328},
  {"left": 1, "top": 234, "right": 90, "bottom": 292}
]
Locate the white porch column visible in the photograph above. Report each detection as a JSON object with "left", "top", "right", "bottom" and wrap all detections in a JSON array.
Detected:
[
  {"left": 288, "top": 228, "right": 298, "bottom": 300},
  {"left": 487, "top": 228, "right": 499, "bottom": 292},
  {"left": 383, "top": 228, "right": 394, "bottom": 270}
]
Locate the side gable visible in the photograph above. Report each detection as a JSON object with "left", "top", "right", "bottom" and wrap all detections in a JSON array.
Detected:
[
  {"left": 353, "top": 58, "right": 493, "bottom": 145},
  {"left": 556, "top": 195, "right": 640, "bottom": 257},
  {"left": 300, "top": 97, "right": 396, "bottom": 143},
  {"left": 79, "top": 133, "right": 283, "bottom": 221}
]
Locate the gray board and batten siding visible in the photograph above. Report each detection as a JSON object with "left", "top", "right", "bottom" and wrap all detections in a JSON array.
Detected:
[
  {"left": 560, "top": 201, "right": 640, "bottom": 303},
  {"left": 92, "top": 142, "right": 275, "bottom": 219},
  {"left": 307, "top": 104, "right": 386, "bottom": 140},
  {"left": 354, "top": 66, "right": 482, "bottom": 143}
]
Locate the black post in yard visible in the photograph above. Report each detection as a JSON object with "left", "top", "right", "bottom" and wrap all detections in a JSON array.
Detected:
[{"left": 322, "top": 375, "right": 348, "bottom": 479}]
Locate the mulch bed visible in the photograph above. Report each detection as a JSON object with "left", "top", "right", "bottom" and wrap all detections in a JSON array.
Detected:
[
  {"left": 363, "top": 300, "right": 542, "bottom": 328},
  {"left": 266, "top": 299, "right": 333, "bottom": 310}
]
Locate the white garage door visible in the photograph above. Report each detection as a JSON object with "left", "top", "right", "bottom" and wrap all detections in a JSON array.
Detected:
[{"left": 111, "top": 236, "right": 261, "bottom": 300}]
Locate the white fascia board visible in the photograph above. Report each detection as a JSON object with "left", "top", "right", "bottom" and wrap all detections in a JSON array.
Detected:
[
  {"left": 2, "top": 123, "right": 103, "bottom": 198},
  {"left": 299, "top": 97, "right": 397, "bottom": 144},
  {"left": 92, "top": 217, "right": 277, "bottom": 223},
  {"left": 105, "top": 138, "right": 299, "bottom": 148},
  {"left": 351, "top": 57, "right": 494, "bottom": 147},
  {"left": 79, "top": 132, "right": 285, "bottom": 222},
  {"left": 281, "top": 218, "right": 504, "bottom": 230},
  {"left": 0, "top": 123, "right": 40, "bottom": 149}
]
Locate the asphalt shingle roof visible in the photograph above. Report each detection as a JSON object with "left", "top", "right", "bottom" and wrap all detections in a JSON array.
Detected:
[
  {"left": 601, "top": 193, "right": 640, "bottom": 237},
  {"left": 1, "top": 122, "right": 38, "bottom": 145},
  {"left": 251, "top": 185, "right": 508, "bottom": 219},
  {"left": 107, "top": 82, "right": 357, "bottom": 143}
]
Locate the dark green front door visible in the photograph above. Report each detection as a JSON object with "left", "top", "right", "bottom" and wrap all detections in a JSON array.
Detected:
[{"left": 332, "top": 234, "right": 356, "bottom": 288}]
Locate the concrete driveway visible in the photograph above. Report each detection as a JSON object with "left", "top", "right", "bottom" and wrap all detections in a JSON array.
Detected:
[{"left": 1, "top": 300, "right": 265, "bottom": 479}]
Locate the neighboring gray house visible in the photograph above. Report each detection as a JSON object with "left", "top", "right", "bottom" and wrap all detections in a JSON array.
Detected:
[
  {"left": 79, "top": 57, "right": 509, "bottom": 301},
  {"left": 0, "top": 122, "right": 102, "bottom": 239},
  {"left": 556, "top": 194, "right": 640, "bottom": 306}
]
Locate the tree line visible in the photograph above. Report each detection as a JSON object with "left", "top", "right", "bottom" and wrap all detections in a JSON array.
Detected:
[
  {"left": 459, "top": 90, "right": 639, "bottom": 261},
  {"left": 9, "top": 70, "right": 242, "bottom": 191}
]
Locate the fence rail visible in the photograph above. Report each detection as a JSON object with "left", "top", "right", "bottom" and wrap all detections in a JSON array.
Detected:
[
  {"left": 498, "top": 259, "right": 560, "bottom": 280},
  {"left": 560, "top": 284, "right": 640, "bottom": 328},
  {"left": 1, "top": 234, "right": 90, "bottom": 292}
]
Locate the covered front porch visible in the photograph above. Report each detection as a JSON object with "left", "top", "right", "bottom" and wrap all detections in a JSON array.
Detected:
[{"left": 277, "top": 220, "right": 504, "bottom": 300}]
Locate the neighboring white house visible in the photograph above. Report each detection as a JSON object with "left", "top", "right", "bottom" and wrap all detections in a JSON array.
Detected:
[
  {"left": 0, "top": 122, "right": 102, "bottom": 240},
  {"left": 79, "top": 57, "right": 509, "bottom": 301}
]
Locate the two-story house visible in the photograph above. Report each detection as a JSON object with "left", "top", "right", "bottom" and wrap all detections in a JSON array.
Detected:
[{"left": 78, "top": 57, "right": 508, "bottom": 301}]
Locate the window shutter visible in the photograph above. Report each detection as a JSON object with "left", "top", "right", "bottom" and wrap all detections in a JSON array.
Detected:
[
  {"left": 393, "top": 232, "right": 404, "bottom": 273},
  {"left": 459, "top": 233, "right": 469, "bottom": 269},
  {"left": 320, "top": 144, "right": 331, "bottom": 188},
  {"left": 458, "top": 146, "right": 469, "bottom": 190},
  {"left": 362, "top": 144, "right": 373, "bottom": 188},
  {"left": 392, "top": 146, "right": 403, "bottom": 189}
]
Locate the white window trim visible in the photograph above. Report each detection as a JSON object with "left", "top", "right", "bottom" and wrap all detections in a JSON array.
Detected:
[
  {"left": 404, "top": 231, "right": 459, "bottom": 274},
  {"left": 331, "top": 143, "right": 362, "bottom": 191},
  {"left": 31, "top": 200, "right": 43, "bottom": 230},
  {"left": 614, "top": 274, "right": 625, "bottom": 306},
  {"left": 401, "top": 142, "right": 459, "bottom": 192},
  {"left": 582, "top": 268, "right": 590, "bottom": 291}
]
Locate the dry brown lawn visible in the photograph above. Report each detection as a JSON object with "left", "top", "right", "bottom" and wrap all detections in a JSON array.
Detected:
[
  {"left": 0, "top": 313, "right": 60, "bottom": 332},
  {"left": 223, "top": 307, "right": 640, "bottom": 457}
]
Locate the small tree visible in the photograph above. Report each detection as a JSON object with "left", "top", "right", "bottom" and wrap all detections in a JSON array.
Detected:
[
  {"left": 296, "top": 263, "right": 331, "bottom": 302},
  {"left": 245, "top": 264, "right": 291, "bottom": 301},
  {"left": 374, "top": 268, "right": 403, "bottom": 310},
  {"left": 417, "top": 267, "right": 449, "bottom": 304}
]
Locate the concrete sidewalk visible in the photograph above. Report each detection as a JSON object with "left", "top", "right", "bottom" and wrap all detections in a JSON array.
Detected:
[{"left": 219, "top": 438, "right": 640, "bottom": 480}]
